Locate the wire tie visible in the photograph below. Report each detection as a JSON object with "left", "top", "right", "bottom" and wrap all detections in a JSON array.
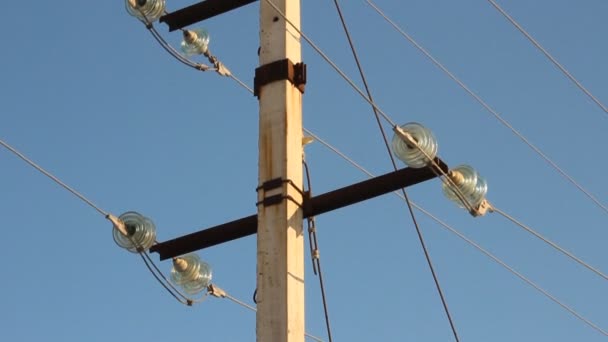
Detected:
[
  {"left": 106, "top": 214, "right": 129, "bottom": 237},
  {"left": 208, "top": 284, "right": 227, "bottom": 298},
  {"left": 470, "top": 199, "right": 494, "bottom": 217}
]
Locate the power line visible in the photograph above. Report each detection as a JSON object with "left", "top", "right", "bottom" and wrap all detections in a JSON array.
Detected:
[
  {"left": 263, "top": 0, "right": 480, "bottom": 216},
  {"left": 304, "top": 159, "right": 334, "bottom": 342},
  {"left": 485, "top": 0, "right": 608, "bottom": 116},
  {"left": 260, "top": 0, "right": 512, "bottom": 217},
  {"left": 261, "top": 0, "right": 397, "bottom": 127},
  {"left": 0, "top": 138, "right": 204, "bottom": 306},
  {"left": 305, "top": 131, "right": 608, "bottom": 337},
  {"left": 209, "top": 284, "right": 326, "bottom": 342},
  {"left": 493, "top": 206, "right": 608, "bottom": 281},
  {"left": 147, "top": 24, "right": 212, "bottom": 71},
  {"left": 135, "top": 8, "right": 213, "bottom": 71},
  {"left": 417, "top": 205, "right": 608, "bottom": 337},
  {"left": 139, "top": 251, "right": 194, "bottom": 305},
  {"left": 141, "top": 0, "right": 606, "bottom": 335},
  {"left": 4, "top": 77, "right": 599, "bottom": 338},
  {"left": 140, "top": 17, "right": 255, "bottom": 96},
  {"left": 263, "top": 80, "right": 465, "bottom": 338},
  {"left": 225, "top": 48, "right": 606, "bottom": 337},
  {"left": 364, "top": 0, "right": 608, "bottom": 217},
  {"left": 329, "top": 0, "right": 460, "bottom": 340},
  {"left": 0, "top": 138, "right": 108, "bottom": 217},
  {"left": 230, "top": 74, "right": 254, "bottom": 93},
  {"left": 261, "top": 0, "right": 476, "bottom": 213}
]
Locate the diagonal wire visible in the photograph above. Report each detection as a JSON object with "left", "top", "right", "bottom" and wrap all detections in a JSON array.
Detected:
[
  {"left": 260, "top": 0, "right": 499, "bottom": 215},
  {"left": 485, "top": 0, "right": 608, "bottom": 115},
  {"left": 261, "top": 0, "right": 397, "bottom": 127},
  {"left": 215, "top": 286, "right": 325, "bottom": 342},
  {"left": 223, "top": 291, "right": 258, "bottom": 312},
  {"left": 140, "top": 251, "right": 204, "bottom": 303},
  {"left": 493, "top": 207, "right": 608, "bottom": 281},
  {"left": 418, "top": 205, "right": 608, "bottom": 337},
  {"left": 305, "top": 130, "right": 608, "bottom": 337},
  {"left": 147, "top": 25, "right": 212, "bottom": 71},
  {"left": 220, "top": 77, "right": 608, "bottom": 336},
  {"left": 0, "top": 139, "right": 203, "bottom": 306},
  {"left": 138, "top": 251, "right": 190, "bottom": 305},
  {"left": 138, "top": 10, "right": 255, "bottom": 91},
  {"left": 227, "top": 2, "right": 605, "bottom": 332},
  {"left": 0, "top": 138, "right": 108, "bottom": 217},
  {"left": 222, "top": 29, "right": 607, "bottom": 332},
  {"left": 262, "top": 0, "right": 483, "bottom": 214},
  {"left": 229, "top": 74, "right": 255, "bottom": 93},
  {"left": 364, "top": 0, "right": 608, "bottom": 217},
  {"left": 329, "top": 0, "right": 460, "bottom": 340},
  {"left": 136, "top": 9, "right": 212, "bottom": 71}
]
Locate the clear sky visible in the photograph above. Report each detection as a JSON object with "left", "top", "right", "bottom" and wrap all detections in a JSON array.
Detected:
[{"left": 1, "top": 0, "right": 607, "bottom": 341}]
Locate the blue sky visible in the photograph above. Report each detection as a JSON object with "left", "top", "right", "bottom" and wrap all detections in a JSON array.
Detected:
[{"left": 1, "top": 0, "right": 607, "bottom": 341}]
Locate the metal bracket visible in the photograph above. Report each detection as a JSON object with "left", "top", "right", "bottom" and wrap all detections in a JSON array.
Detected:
[
  {"left": 470, "top": 199, "right": 494, "bottom": 217},
  {"left": 256, "top": 177, "right": 285, "bottom": 192},
  {"left": 208, "top": 284, "right": 227, "bottom": 298},
  {"left": 256, "top": 177, "right": 305, "bottom": 208},
  {"left": 254, "top": 59, "right": 306, "bottom": 97}
]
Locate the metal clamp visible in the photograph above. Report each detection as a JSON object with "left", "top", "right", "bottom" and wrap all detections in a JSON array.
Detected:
[
  {"left": 254, "top": 59, "right": 307, "bottom": 97},
  {"left": 470, "top": 199, "right": 494, "bottom": 217},
  {"left": 256, "top": 177, "right": 305, "bottom": 208}
]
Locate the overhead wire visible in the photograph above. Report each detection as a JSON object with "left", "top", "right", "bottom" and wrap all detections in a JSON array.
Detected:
[
  {"left": 303, "top": 130, "right": 608, "bottom": 337},
  {"left": 261, "top": 0, "right": 396, "bottom": 127},
  {"left": 0, "top": 138, "right": 108, "bottom": 216},
  {"left": 492, "top": 206, "right": 608, "bottom": 281},
  {"left": 139, "top": 250, "right": 212, "bottom": 304},
  {"left": 303, "top": 159, "right": 334, "bottom": 342},
  {"left": 260, "top": 0, "right": 491, "bottom": 214},
  {"left": 9, "top": 1, "right": 600, "bottom": 336},
  {"left": 4, "top": 70, "right": 604, "bottom": 338},
  {"left": 223, "top": 290, "right": 258, "bottom": 312},
  {"left": 318, "top": 95, "right": 608, "bottom": 284},
  {"left": 328, "top": 0, "right": 460, "bottom": 340},
  {"left": 208, "top": 2, "right": 605, "bottom": 335},
  {"left": 417, "top": 206, "right": 608, "bottom": 337},
  {"left": 137, "top": 6, "right": 334, "bottom": 328},
  {"left": 210, "top": 284, "right": 325, "bottom": 342},
  {"left": 5, "top": 89, "right": 603, "bottom": 337},
  {"left": 135, "top": 10, "right": 213, "bottom": 72},
  {"left": 485, "top": 0, "right": 608, "bottom": 116},
  {"left": 1, "top": 131, "right": 324, "bottom": 333},
  {"left": 142, "top": 0, "right": 608, "bottom": 336},
  {"left": 366, "top": 0, "right": 608, "bottom": 280},
  {"left": 0, "top": 137, "right": 203, "bottom": 306},
  {"left": 139, "top": 251, "right": 191, "bottom": 305},
  {"left": 136, "top": 10, "right": 256, "bottom": 96},
  {"left": 147, "top": 25, "right": 212, "bottom": 71},
  {"left": 233, "top": 59, "right": 570, "bottom": 310},
  {"left": 364, "top": 0, "right": 608, "bottom": 216},
  {"left": 230, "top": 74, "right": 255, "bottom": 93}
]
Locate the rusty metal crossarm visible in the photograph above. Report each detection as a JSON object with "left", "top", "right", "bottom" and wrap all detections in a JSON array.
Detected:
[
  {"left": 150, "top": 158, "right": 448, "bottom": 260},
  {"left": 160, "top": 0, "right": 259, "bottom": 31}
]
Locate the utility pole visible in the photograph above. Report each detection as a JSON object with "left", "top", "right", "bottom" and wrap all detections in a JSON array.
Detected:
[
  {"left": 150, "top": 1, "right": 450, "bottom": 341},
  {"left": 256, "top": 1, "right": 304, "bottom": 341}
]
